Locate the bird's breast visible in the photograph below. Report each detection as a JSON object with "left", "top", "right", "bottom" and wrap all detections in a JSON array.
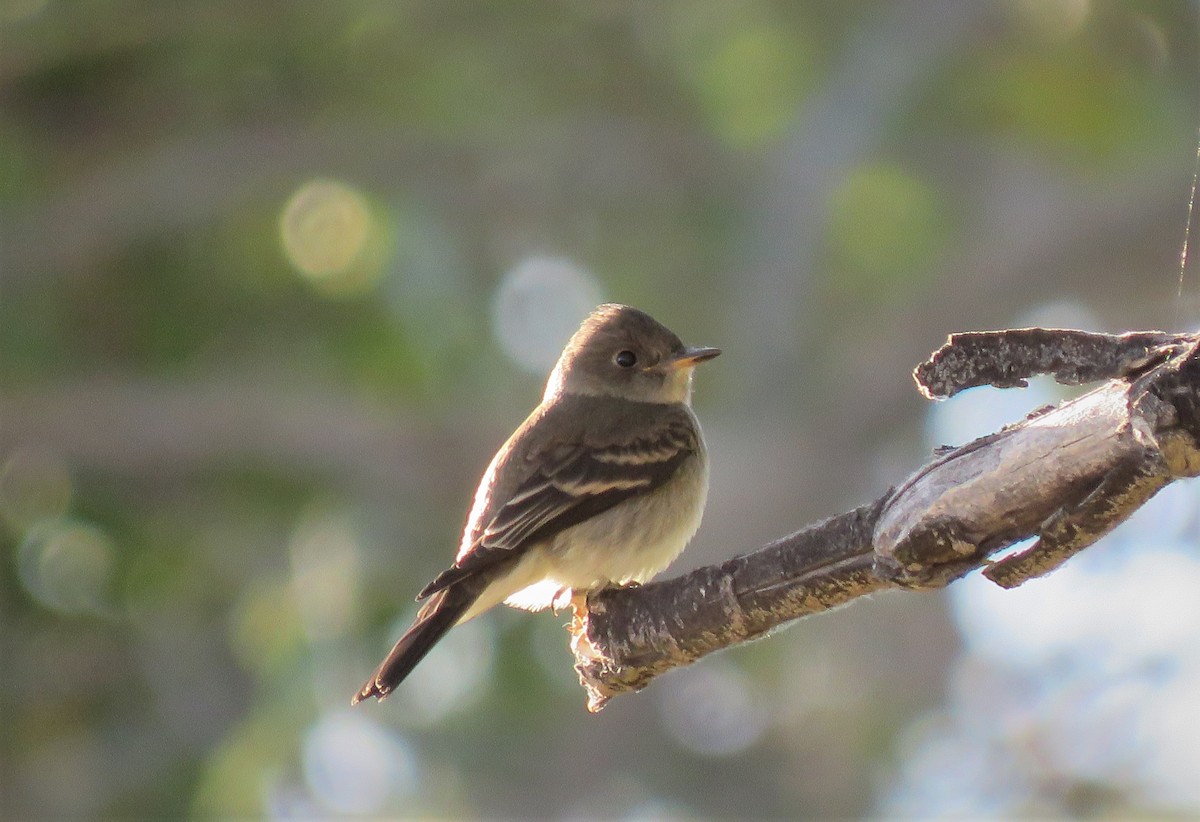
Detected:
[{"left": 544, "top": 445, "right": 709, "bottom": 588}]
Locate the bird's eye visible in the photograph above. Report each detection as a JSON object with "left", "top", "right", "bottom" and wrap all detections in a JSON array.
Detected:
[{"left": 614, "top": 350, "right": 638, "bottom": 368}]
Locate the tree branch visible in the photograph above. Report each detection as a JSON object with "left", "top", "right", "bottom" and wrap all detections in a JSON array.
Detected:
[{"left": 572, "top": 329, "right": 1200, "bottom": 712}]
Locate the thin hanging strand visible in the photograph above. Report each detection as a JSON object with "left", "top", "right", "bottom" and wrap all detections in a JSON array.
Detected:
[{"left": 1175, "top": 128, "right": 1200, "bottom": 327}]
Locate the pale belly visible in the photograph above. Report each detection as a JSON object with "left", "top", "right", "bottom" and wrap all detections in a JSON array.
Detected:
[{"left": 459, "top": 451, "right": 709, "bottom": 622}]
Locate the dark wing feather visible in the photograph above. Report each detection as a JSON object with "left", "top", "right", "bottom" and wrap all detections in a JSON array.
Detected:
[
  {"left": 417, "top": 404, "right": 698, "bottom": 600},
  {"left": 352, "top": 578, "right": 485, "bottom": 703}
]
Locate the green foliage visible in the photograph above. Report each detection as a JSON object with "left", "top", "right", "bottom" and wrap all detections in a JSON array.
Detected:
[{"left": 827, "top": 162, "right": 952, "bottom": 296}]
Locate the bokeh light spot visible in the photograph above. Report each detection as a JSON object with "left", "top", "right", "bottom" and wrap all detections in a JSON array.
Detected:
[
  {"left": 385, "top": 615, "right": 495, "bottom": 726},
  {"left": 828, "top": 163, "right": 950, "bottom": 293},
  {"left": 662, "top": 6, "right": 815, "bottom": 150},
  {"left": 0, "top": 446, "right": 72, "bottom": 531},
  {"left": 280, "top": 179, "right": 385, "bottom": 295},
  {"left": 1011, "top": 0, "right": 1091, "bottom": 39},
  {"left": 491, "top": 256, "right": 603, "bottom": 375},
  {"left": 657, "top": 660, "right": 768, "bottom": 757},
  {"left": 229, "top": 577, "right": 306, "bottom": 676},
  {"left": 17, "top": 519, "right": 113, "bottom": 614},
  {"left": 302, "top": 711, "right": 418, "bottom": 814},
  {"left": 289, "top": 511, "right": 362, "bottom": 642},
  {"left": 191, "top": 713, "right": 289, "bottom": 817},
  {"left": 695, "top": 24, "right": 814, "bottom": 148}
]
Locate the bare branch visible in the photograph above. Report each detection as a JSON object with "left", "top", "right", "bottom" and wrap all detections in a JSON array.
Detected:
[
  {"left": 914, "top": 328, "right": 1179, "bottom": 398},
  {"left": 574, "top": 500, "right": 887, "bottom": 712},
  {"left": 573, "top": 329, "right": 1200, "bottom": 712}
]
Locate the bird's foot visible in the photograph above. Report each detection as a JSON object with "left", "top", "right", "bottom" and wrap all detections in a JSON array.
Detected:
[
  {"left": 550, "top": 587, "right": 590, "bottom": 620},
  {"left": 567, "top": 591, "right": 599, "bottom": 660},
  {"left": 568, "top": 590, "right": 589, "bottom": 624},
  {"left": 550, "top": 586, "right": 575, "bottom": 615}
]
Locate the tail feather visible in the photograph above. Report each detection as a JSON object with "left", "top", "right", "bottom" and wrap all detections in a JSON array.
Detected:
[{"left": 352, "top": 583, "right": 481, "bottom": 705}]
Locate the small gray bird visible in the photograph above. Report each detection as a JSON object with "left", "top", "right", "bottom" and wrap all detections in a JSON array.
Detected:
[{"left": 353, "top": 303, "right": 719, "bottom": 704}]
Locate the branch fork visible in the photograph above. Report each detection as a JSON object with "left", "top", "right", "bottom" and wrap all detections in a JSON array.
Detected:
[{"left": 572, "top": 329, "right": 1200, "bottom": 712}]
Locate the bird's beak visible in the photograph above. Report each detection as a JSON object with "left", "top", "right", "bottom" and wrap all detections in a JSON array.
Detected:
[{"left": 668, "top": 346, "right": 721, "bottom": 368}]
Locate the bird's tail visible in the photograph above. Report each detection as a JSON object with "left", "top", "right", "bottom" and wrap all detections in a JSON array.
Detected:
[{"left": 352, "top": 582, "right": 481, "bottom": 705}]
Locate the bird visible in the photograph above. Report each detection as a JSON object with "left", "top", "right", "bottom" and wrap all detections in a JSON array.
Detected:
[{"left": 353, "top": 303, "right": 720, "bottom": 704}]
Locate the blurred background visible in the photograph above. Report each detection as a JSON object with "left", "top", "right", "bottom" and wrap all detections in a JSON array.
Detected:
[{"left": 3, "top": 0, "right": 1200, "bottom": 817}]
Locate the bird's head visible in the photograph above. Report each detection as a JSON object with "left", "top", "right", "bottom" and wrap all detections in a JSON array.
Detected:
[{"left": 544, "top": 304, "right": 720, "bottom": 404}]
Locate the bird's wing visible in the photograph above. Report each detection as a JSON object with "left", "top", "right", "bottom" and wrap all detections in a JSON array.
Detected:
[{"left": 416, "top": 406, "right": 699, "bottom": 599}]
